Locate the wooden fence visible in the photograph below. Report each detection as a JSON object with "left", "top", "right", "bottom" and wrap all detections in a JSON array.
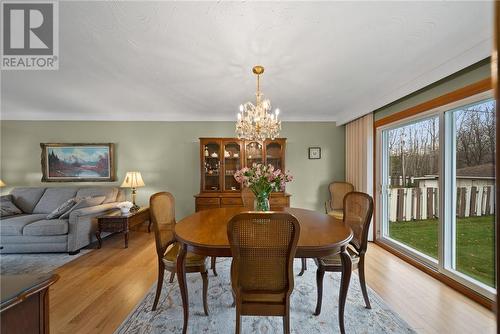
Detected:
[{"left": 389, "top": 186, "right": 495, "bottom": 222}]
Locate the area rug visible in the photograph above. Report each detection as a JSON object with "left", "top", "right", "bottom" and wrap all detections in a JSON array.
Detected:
[
  {"left": 115, "top": 258, "right": 416, "bottom": 334},
  {"left": 0, "top": 250, "right": 92, "bottom": 275}
]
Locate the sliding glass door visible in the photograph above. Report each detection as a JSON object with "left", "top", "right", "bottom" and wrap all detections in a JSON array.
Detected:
[
  {"left": 377, "top": 93, "right": 496, "bottom": 297},
  {"left": 446, "top": 99, "right": 496, "bottom": 289},
  {"left": 381, "top": 116, "right": 440, "bottom": 263}
]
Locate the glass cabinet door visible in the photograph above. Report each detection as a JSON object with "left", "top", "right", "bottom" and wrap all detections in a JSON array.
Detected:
[
  {"left": 265, "top": 141, "right": 283, "bottom": 170},
  {"left": 245, "top": 141, "right": 263, "bottom": 167},
  {"left": 202, "top": 141, "right": 221, "bottom": 191},
  {"left": 223, "top": 141, "right": 243, "bottom": 191}
]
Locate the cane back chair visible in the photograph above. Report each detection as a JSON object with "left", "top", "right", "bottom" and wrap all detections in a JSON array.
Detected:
[
  {"left": 150, "top": 192, "right": 209, "bottom": 314},
  {"left": 315, "top": 191, "right": 373, "bottom": 315},
  {"left": 227, "top": 212, "right": 300, "bottom": 334}
]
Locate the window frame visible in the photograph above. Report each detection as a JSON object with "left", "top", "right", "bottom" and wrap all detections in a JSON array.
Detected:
[
  {"left": 373, "top": 79, "right": 495, "bottom": 306},
  {"left": 377, "top": 111, "right": 442, "bottom": 269}
]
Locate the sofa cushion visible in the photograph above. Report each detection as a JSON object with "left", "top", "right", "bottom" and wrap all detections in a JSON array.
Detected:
[
  {"left": 0, "top": 195, "right": 23, "bottom": 218},
  {"left": 0, "top": 214, "right": 48, "bottom": 235},
  {"left": 23, "top": 219, "right": 69, "bottom": 236},
  {"left": 117, "top": 189, "right": 126, "bottom": 202},
  {"left": 10, "top": 188, "right": 46, "bottom": 213},
  {"left": 0, "top": 234, "right": 68, "bottom": 244},
  {"left": 33, "top": 187, "right": 78, "bottom": 214},
  {"left": 76, "top": 187, "right": 118, "bottom": 204},
  {"left": 46, "top": 198, "right": 77, "bottom": 219},
  {"left": 59, "top": 195, "right": 106, "bottom": 219}
]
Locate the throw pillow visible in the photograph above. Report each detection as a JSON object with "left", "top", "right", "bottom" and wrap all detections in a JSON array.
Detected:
[
  {"left": 0, "top": 194, "right": 23, "bottom": 218},
  {"left": 59, "top": 195, "right": 106, "bottom": 219},
  {"left": 46, "top": 197, "right": 77, "bottom": 219}
]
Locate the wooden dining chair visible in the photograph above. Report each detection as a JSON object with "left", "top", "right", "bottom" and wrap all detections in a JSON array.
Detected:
[
  {"left": 299, "top": 182, "right": 354, "bottom": 277},
  {"left": 325, "top": 181, "right": 354, "bottom": 219},
  {"left": 150, "top": 192, "right": 209, "bottom": 314},
  {"left": 211, "top": 187, "right": 256, "bottom": 277},
  {"left": 314, "top": 191, "right": 373, "bottom": 315},
  {"left": 227, "top": 212, "right": 300, "bottom": 334}
]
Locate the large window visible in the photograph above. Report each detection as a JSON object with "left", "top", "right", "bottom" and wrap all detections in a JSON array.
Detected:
[{"left": 377, "top": 92, "right": 496, "bottom": 298}]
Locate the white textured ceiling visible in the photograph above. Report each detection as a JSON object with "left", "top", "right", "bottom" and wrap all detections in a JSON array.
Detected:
[{"left": 0, "top": 1, "right": 493, "bottom": 124}]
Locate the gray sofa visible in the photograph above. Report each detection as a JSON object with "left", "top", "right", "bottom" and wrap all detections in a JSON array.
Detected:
[{"left": 0, "top": 186, "right": 125, "bottom": 254}]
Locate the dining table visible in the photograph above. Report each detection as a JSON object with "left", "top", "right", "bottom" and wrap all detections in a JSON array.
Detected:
[{"left": 174, "top": 207, "right": 353, "bottom": 334}]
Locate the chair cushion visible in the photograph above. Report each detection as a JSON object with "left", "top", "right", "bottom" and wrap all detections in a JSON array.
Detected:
[
  {"left": 327, "top": 209, "right": 344, "bottom": 220},
  {"left": 318, "top": 247, "right": 360, "bottom": 267},
  {"left": 242, "top": 291, "right": 286, "bottom": 303},
  {"left": 10, "top": 188, "right": 47, "bottom": 213},
  {"left": 76, "top": 187, "right": 118, "bottom": 204},
  {"left": 0, "top": 195, "right": 23, "bottom": 218},
  {"left": 162, "top": 243, "right": 207, "bottom": 266},
  {"left": 0, "top": 214, "right": 48, "bottom": 235},
  {"left": 23, "top": 219, "right": 69, "bottom": 236},
  {"left": 33, "top": 188, "right": 78, "bottom": 214}
]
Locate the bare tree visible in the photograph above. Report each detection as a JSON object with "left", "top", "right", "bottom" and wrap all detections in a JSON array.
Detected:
[{"left": 387, "top": 99, "right": 495, "bottom": 188}]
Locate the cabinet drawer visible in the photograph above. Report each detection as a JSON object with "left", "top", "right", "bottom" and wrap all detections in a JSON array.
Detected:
[
  {"left": 196, "top": 198, "right": 220, "bottom": 205},
  {"left": 221, "top": 197, "right": 243, "bottom": 206},
  {"left": 197, "top": 205, "right": 219, "bottom": 211},
  {"left": 269, "top": 197, "right": 288, "bottom": 206}
]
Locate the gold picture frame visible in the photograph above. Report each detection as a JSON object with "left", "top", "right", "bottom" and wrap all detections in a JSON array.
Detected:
[{"left": 40, "top": 143, "right": 116, "bottom": 182}]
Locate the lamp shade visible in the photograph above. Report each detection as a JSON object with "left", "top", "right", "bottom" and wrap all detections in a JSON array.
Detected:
[
  {"left": 121, "top": 172, "right": 145, "bottom": 188},
  {"left": 0, "top": 180, "right": 5, "bottom": 187}
]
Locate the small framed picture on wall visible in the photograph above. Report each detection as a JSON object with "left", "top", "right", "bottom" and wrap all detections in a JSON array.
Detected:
[{"left": 308, "top": 147, "right": 321, "bottom": 159}]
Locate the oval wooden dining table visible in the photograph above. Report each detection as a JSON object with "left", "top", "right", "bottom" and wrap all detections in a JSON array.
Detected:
[{"left": 174, "top": 207, "right": 353, "bottom": 334}]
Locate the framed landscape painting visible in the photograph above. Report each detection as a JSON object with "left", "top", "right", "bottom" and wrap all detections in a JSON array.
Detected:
[{"left": 41, "top": 143, "right": 115, "bottom": 182}]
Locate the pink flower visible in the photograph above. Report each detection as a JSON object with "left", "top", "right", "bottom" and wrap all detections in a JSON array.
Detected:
[{"left": 233, "top": 164, "right": 293, "bottom": 190}]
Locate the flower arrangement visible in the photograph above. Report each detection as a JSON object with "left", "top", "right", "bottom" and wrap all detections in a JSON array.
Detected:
[{"left": 234, "top": 163, "right": 293, "bottom": 211}]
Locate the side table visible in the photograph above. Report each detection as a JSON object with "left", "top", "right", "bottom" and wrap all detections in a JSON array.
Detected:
[{"left": 96, "top": 207, "right": 150, "bottom": 249}]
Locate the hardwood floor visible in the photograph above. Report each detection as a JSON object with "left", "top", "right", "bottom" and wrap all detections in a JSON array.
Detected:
[
  {"left": 50, "top": 227, "right": 158, "bottom": 334},
  {"left": 364, "top": 244, "right": 495, "bottom": 334},
  {"left": 49, "top": 228, "right": 495, "bottom": 334}
]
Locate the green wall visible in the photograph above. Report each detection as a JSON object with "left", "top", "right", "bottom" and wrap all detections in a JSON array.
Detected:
[
  {"left": 0, "top": 121, "right": 344, "bottom": 219},
  {"left": 374, "top": 58, "right": 491, "bottom": 120}
]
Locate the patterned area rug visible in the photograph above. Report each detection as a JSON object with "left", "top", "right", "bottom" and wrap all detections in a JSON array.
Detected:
[
  {"left": 115, "top": 259, "right": 416, "bottom": 334},
  {"left": 0, "top": 250, "right": 92, "bottom": 275}
]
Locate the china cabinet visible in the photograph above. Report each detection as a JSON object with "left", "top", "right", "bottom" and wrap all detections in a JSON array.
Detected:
[{"left": 195, "top": 138, "right": 290, "bottom": 211}]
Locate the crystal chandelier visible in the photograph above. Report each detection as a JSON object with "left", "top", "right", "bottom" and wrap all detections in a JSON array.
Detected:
[{"left": 236, "top": 66, "right": 281, "bottom": 141}]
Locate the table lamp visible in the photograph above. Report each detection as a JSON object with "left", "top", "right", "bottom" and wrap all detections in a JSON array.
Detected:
[
  {"left": 0, "top": 180, "right": 5, "bottom": 187},
  {"left": 120, "top": 172, "right": 145, "bottom": 211}
]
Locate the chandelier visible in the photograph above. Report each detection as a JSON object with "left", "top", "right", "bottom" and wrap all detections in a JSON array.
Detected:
[{"left": 236, "top": 65, "right": 281, "bottom": 141}]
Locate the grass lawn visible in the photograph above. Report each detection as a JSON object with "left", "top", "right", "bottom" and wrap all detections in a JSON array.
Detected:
[{"left": 389, "top": 215, "right": 495, "bottom": 287}]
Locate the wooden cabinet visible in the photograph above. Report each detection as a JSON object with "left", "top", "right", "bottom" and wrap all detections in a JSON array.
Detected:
[
  {"left": 195, "top": 138, "right": 290, "bottom": 211},
  {"left": 1, "top": 273, "right": 58, "bottom": 334}
]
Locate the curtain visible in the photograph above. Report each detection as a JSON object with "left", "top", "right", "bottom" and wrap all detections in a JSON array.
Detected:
[{"left": 345, "top": 113, "right": 374, "bottom": 240}]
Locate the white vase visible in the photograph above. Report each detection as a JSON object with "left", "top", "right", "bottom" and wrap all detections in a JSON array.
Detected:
[{"left": 120, "top": 207, "right": 130, "bottom": 214}]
